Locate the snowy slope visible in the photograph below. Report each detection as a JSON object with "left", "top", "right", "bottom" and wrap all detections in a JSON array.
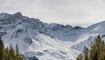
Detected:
[
  {"left": 0, "top": 12, "right": 105, "bottom": 60},
  {"left": 71, "top": 21, "right": 105, "bottom": 51}
]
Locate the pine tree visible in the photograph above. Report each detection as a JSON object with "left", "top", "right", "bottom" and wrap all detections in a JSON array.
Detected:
[
  {"left": 16, "top": 44, "right": 19, "bottom": 60},
  {"left": 0, "top": 37, "right": 4, "bottom": 60},
  {"left": 77, "top": 54, "right": 83, "bottom": 60},
  {"left": 83, "top": 46, "right": 89, "bottom": 60},
  {"left": 0, "top": 37, "right": 39, "bottom": 60},
  {"left": 77, "top": 35, "right": 105, "bottom": 60},
  {"left": 0, "top": 37, "right": 25, "bottom": 60},
  {"left": 89, "top": 36, "right": 105, "bottom": 60},
  {"left": 10, "top": 44, "right": 15, "bottom": 60}
]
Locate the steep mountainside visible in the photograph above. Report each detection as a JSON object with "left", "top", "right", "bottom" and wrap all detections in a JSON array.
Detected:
[{"left": 0, "top": 12, "right": 105, "bottom": 60}]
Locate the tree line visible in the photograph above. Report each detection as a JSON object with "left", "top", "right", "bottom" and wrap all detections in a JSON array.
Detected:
[
  {"left": 77, "top": 36, "right": 105, "bottom": 60},
  {"left": 0, "top": 37, "right": 24, "bottom": 60}
]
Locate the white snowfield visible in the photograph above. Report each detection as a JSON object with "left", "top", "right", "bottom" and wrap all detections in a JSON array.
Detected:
[{"left": 0, "top": 12, "right": 105, "bottom": 60}]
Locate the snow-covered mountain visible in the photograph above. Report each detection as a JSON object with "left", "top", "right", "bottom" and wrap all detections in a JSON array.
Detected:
[{"left": 0, "top": 12, "right": 105, "bottom": 60}]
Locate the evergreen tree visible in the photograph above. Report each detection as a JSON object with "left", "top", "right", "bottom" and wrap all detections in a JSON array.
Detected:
[
  {"left": 77, "top": 54, "right": 83, "bottom": 60},
  {"left": 0, "top": 37, "right": 25, "bottom": 60},
  {"left": 77, "top": 35, "right": 105, "bottom": 60},
  {"left": 16, "top": 44, "right": 19, "bottom": 60},
  {"left": 83, "top": 46, "right": 89, "bottom": 60},
  {"left": 0, "top": 37, "right": 4, "bottom": 60}
]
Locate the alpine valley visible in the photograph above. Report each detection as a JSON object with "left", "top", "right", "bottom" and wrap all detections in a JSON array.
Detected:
[{"left": 0, "top": 12, "right": 105, "bottom": 60}]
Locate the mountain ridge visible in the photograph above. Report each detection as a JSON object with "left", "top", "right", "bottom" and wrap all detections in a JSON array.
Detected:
[{"left": 0, "top": 12, "right": 105, "bottom": 60}]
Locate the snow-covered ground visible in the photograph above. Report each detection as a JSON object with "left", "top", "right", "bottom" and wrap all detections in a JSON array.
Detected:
[{"left": 0, "top": 12, "right": 105, "bottom": 60}]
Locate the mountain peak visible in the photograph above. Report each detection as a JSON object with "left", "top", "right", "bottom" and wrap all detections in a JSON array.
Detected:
[
  {"left": 13, "top": 12, "right": 22, "bottom": 17},
  {"left": 0, "top": 12, "right": 105, "bottom": 60}
]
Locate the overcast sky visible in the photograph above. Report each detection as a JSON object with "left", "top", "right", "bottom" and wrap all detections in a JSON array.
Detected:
[{"left": 0, "top": 0, "right": 105, "bottom": 27}]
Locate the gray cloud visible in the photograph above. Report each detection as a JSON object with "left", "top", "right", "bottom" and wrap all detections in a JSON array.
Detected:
[{"left": 0, "top": 0, "right": 105, "bottom": 27}]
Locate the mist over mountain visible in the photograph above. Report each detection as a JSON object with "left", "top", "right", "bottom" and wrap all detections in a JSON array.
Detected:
[{"left": 0, "top": 12, "right": 105, "bottom": 60}]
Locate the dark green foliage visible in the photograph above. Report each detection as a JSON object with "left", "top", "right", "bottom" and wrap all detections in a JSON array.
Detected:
[
  {"left": 0, "top": 37, "right": 24, "bottom": 60},
  {"left": 28, "top": 56, "right": 39, "bottom": 60},
  {"left": 83, "top": 46, "right": 89, "bottom": 60},
  {"left": 77, "top": 54, "right": 83, "bottom": 60},
  {"left": 77, "top": 35, "right": 105, "bottom": 60},
  {"left": 0, "top": 37, "right": 4, "bottom": 60}
]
